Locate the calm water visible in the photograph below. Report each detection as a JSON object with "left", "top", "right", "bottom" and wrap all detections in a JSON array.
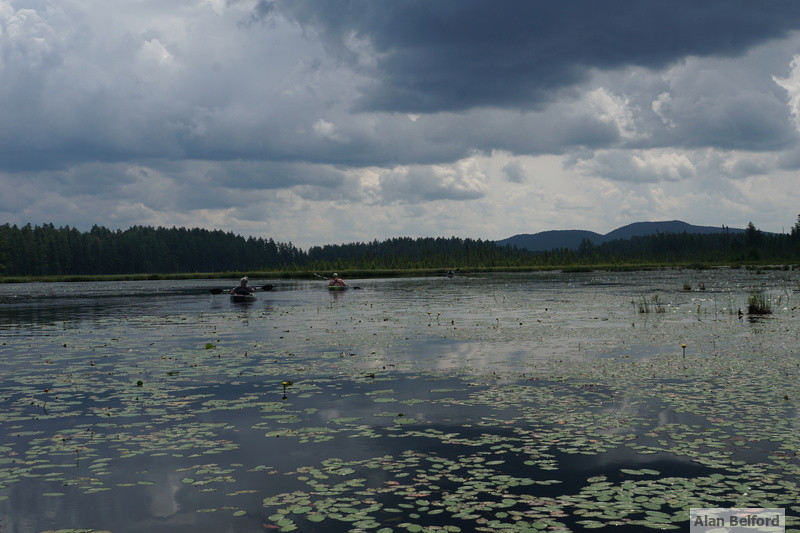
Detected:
[{"left": 0, "top": 269, "right": 798, "bottom": 532}]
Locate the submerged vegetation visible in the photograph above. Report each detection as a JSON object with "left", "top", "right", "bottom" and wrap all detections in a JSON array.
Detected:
[{"left": 2, "top": 216, "right": 800, "bottom": 279}]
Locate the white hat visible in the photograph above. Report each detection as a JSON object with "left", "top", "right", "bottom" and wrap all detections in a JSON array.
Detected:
[{"left": 332, "top": 273, "right": 338, "bottom": 277}]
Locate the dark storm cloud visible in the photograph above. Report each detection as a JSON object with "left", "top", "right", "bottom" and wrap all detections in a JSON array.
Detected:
[
  {"left": 3, "top": 0, "right": 799, "bottom": 242},
  {"left": 641, "top": 53, "right": 799, "bottom": 152},
  {"left": 264, "top": 0, "right": 800, "bottom": 113}
]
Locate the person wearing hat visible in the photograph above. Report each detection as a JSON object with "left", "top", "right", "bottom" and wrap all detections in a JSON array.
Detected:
[
  {"left": 231, "top": 276, "right": 255, "bottom": 295},
  {"left": 328, "top": 273, "right": 348, "bottom": 288}
]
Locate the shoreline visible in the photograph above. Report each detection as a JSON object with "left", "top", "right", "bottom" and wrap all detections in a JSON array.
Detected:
[{"left": 0, "top": 262, "right": 794, "bottom": 284}]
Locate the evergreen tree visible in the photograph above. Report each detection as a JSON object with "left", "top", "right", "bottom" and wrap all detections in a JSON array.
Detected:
[{"left": 1, "top": 219, "right": 799, "bottom": 277}]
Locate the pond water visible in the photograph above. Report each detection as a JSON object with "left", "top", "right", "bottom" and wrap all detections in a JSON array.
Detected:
[{"left": 0, "top": 269, "right": 799, "bottom": 532}]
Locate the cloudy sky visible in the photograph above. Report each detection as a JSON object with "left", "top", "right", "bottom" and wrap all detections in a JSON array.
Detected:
[{"left": 2, "top": 0, "right": 800, "bottom": 248}]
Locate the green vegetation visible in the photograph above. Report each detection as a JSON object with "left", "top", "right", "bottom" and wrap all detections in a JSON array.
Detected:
[
  {"left": 637, "top": 294, "right": 666, "bottom": 314},
  {"left": 1, "top": 216, "right": 800, "bottom": 279},
  {"left": 0, "top": 223, "right": 303, "bottom": 276},
  {"left": 747, "top": 290, "right": 773, "bottom": 315}
]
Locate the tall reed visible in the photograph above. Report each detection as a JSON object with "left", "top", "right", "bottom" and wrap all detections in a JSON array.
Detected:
[{"left": 747, "top": 290, "right": 772, "bottom": 315}]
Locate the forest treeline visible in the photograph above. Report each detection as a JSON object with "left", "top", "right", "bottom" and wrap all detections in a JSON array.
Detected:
[{"left": 1, "top": 218, "right": 799, "bottom": 277}]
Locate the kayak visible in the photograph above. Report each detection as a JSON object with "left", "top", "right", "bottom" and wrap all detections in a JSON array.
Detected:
[
  {"left": 328, "top": 285, "right": 348, "bottom": 291},
  {"left": 231, "top": 293, "right": 256, "bottom": 302}
]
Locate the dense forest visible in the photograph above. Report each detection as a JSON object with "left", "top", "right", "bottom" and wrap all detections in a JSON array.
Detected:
[
  {"left": 1, "top": 218, "right": 799, "bottom": 277},
  {"left": 573, "top": 220, "right": 800, "bottom": 265},
  {"left": 0, "top": 223, "right": 528, "bottom": 276}
]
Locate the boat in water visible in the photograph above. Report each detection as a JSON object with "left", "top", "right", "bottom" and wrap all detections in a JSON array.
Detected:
[{"left": 231, "top": 292, "right": 257, "bottom": 302}]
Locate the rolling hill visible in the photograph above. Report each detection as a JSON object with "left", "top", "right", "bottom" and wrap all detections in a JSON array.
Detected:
[{"left": 496, "top": 220, "right": 745, "bottom": 252}]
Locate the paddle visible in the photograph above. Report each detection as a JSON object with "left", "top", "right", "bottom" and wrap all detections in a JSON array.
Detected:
[{"left": 210, "top": 284, "right": 273, "bottom": 294}]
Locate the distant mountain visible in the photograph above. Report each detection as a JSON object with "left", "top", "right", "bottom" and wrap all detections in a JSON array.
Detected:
[
  {"left": 495, "top": 229, "right": 603, "bottom": 252},
  {"left": 496, "top": 220, "right": 746, "bottom": 252}
]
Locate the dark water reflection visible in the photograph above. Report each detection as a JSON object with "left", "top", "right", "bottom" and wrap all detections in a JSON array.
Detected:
[
  {"left": 0, "top": 270, "right": 798, "bottom": 531},
  {"left": 1, "top": 374, "right": 716, "bottom": 532}
]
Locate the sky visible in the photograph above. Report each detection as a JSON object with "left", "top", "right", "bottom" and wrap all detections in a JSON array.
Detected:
[{"left": 2, "top": 0, "right": 800, "bottom": 249}]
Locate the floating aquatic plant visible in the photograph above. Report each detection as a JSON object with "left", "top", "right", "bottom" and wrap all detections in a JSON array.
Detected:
[{"left": 3, "top": 270, "right": 800, "bottom": 532}]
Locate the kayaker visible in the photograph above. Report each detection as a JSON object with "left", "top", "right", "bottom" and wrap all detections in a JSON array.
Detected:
[
  {"left": 328, "top": 273, "right": 348, "bottom": 287},
  {"left": 231, "top": 276, "right": 255, "bottom": 295}
]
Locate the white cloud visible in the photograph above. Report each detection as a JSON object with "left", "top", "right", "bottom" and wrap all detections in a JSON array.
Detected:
[
  {"left": 584, "top": 88, "right": 639, "bottom": 140},
  {"left": 651, "top": 92, "right": 676, "bottom": 128},
  {"left": 312, "top": 118, "right": 343, "bottom": 141},
  {"left": 773, "top": 54, "right": 800, "bottom": 132},
  {"left": 1, "top": 1, "right": 799, "bottom": 247},
  {"left": 139, "top": 38, "right": 175, "bottom": 67},
  {"left": 573, "top": 149, "right": 696, "bottom": 183},
  {"left": 378, "top": 158, "right": 488, "bottom": 204},
  {"left": 719, "top": 153, "right": 771, "bottom": 179}
]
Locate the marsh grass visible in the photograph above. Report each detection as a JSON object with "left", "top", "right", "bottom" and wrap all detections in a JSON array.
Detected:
[
  {"left": 747, "top": 290, "right": 773, "bottom": 315},
  {"left": 638, "top": 294, "right": 666, "bottom": 313},
  {"left": 0, "top": 263, "right": 702, "bottom": 284}
]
